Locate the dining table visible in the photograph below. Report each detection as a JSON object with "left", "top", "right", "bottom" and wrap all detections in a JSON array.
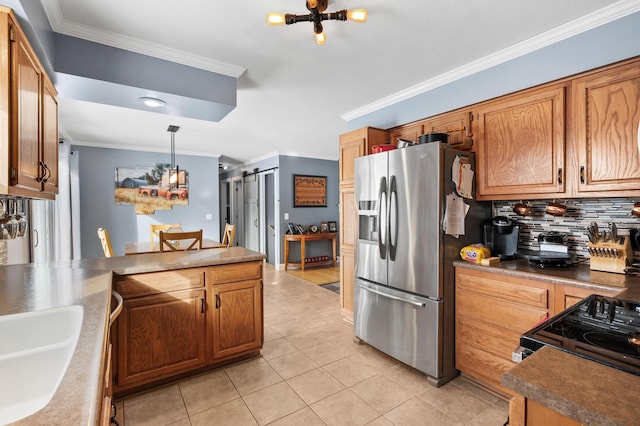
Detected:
[{"left": 124, "top": 238, "right": 226, "bottom": 255}]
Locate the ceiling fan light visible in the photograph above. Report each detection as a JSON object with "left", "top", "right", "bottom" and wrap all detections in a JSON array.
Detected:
[
  {"left": 315, "top": 31, "right": 326, "bottom": 45},
  {"left": 347, "top": 8, "right": 367, "bottom": 22},
  {"left": 267, "top": 13, "right": 286, "bottom": 25}
]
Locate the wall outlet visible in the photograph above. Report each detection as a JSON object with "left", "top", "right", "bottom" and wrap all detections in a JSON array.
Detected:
[
  {"left": 284, "top": 212, "right": 289, "bottom": 220},
  {"left": 205, "top": 213, "right": 213, "bottom": 220}
]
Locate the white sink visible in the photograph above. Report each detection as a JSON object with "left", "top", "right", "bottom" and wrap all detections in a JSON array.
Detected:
[{"left": 0, "top": 305, "right": 83, "bottom": 425}]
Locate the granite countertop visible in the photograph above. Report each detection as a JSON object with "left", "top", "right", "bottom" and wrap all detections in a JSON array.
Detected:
[
  {"left": 0, "top": 247, "right": 266, "bottom": 425},
  {"left": 453, "top": 259, "right": 640, "bottom": 299},
  {"left": 502, "top": 346, "right": 640, "bottom": 426}
]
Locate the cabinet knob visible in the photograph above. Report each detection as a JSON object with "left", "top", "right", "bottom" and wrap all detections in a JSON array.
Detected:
[
  {"left": 215, "top": 294, "right": 220, "bottom": 309},
  {"left": 557, "top": 168, "right": 563, "bottom": 185},
  {"left": 580, "top": 166, "right": 585, "bottom": 184}
]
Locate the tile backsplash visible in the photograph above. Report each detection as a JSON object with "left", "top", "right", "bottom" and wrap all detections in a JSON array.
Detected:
[{"left": 493, "top": 198, "right": 640, "bottom": 263}]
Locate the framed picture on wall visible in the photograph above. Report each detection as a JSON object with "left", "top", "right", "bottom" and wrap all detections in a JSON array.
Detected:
[
  {"left": 293, "top": 175, "right": 327, "bottom": 207},
  {"left": 328, "top": 221, "right": 337, "bottom": 232},
  {"left": 320, "top": 222, "right": 329, "bottom": 233}
]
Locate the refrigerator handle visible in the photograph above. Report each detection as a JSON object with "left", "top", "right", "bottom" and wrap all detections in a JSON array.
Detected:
[
  {"left": 361, "top": 285, "right": 426, "bottom": 308},
  {"left": 377, "top": 176, "right": 387, "bottom": 260},
  {"left": 388, "top": 175, "right": 398, "bottom": 261}
]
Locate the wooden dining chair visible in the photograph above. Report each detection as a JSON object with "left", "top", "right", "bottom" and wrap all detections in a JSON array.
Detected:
[
  {"left": 159, "top": 229, "right": 203, "bottom": 252},
  {"left": 150, "top": 223, "right": 181, "bottom": 244},
  {"left": 97, "top": 228, "right": 115, "bottom": 257},
  {"left": 221, "top": 223, "right": 236, "bottom": 247}
]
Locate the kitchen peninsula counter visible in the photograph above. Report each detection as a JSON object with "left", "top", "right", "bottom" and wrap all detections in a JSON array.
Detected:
[
  {"left": 502, "top": 346, "right": 639, "bottom": 426},
  {"left": 0, "top": 247, "right": 266, "bottom": 425},
  {"left": 453, "top": 259, "right": 640, "bottom": 299}
]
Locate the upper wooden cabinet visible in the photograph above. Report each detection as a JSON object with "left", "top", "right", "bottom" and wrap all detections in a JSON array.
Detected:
[
  {"left": 339, "top": 127, "right": 387, "bottom": 186},
  {"left": 388, "top": 123, "right": 422, "bottom": 146},
  {"left": 573, "top": 60, "right": 640, "bottom": 195},
  {"left": 425, "top": 109, "right": 474, "bottom": 150},
  {"left": 476, "top": 84, "right": 566, "bottom": 199},
  {"left": 0, "top": 7, "right": 58, "bottom": 199}
]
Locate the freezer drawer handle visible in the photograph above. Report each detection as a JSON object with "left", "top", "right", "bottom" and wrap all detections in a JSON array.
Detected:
[{"left": 362, "top": 285, "right": 426, "bottom": 308}]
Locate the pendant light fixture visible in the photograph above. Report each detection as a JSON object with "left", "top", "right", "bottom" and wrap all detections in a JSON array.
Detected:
[
  {"left": 267, "top": 0, "right": 367, "bottom": 45},
  {"left": 167, "top": 125, "right": 182, "bottom": 189}
]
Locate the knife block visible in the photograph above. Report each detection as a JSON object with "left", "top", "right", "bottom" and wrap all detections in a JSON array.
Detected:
[{"left": 588, "top": 236, "right": 631, "bottom": 274}]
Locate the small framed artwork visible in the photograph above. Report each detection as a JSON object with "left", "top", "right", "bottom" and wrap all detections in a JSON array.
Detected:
[
  {"left": 293, "top": 174, "right": 327, "bottom": 207},
  {"left": 296, "top": 224, "right": 306, "bottom": 234},
  {"left": 328, "top": 221, "right": 337, "bottom": 232},
  {"left": 287, "top": 222, "right": 296, "bottom": 234},
  {"left": 320, "top": 222, "right": 329, "bottom": 233}
]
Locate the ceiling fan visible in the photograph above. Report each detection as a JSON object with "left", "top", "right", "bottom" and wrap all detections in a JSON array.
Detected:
[{"left": 267, "top": 0, "right": 367, "bottom": 45}]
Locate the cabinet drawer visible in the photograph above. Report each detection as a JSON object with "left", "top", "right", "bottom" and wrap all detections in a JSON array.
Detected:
[
  {"left": 115, "top": 268, "right": 205, "bottom": 298},
  {"left": 456, "top": 269, "right": 551, "bottom": 309},
  {"left": 457, "top": 319, "right": 522, "bottom": 360},
  {"left": 208, "top": 261, "right": 262, "bottom": 285},
  {"left": 456, "top": 344, "right": 515, "bottom": 395},
  {"left": 457, "top": 290, "right": 549, "bottom": 333}
]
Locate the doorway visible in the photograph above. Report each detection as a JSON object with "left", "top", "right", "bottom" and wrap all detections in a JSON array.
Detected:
[{"left": 244, "top": 174, "right": 259, "bottom": 252}]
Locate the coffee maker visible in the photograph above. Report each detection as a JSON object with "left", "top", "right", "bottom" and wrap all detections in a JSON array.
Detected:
[{"left": 483, "top": 216, "right": 519, "bottom": 260}]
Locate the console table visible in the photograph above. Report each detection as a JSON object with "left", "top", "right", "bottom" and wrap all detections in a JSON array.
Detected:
[{"left": 284, "top": 232, "right": 338, "bottom": 271}]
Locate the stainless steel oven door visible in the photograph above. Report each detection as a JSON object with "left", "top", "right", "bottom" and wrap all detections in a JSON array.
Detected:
[{"left": 354, "top": 278, "right": 442, "bottom": 379}]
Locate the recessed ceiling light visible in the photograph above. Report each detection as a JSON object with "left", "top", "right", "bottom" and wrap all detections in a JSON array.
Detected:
[{"left": 139, "top": 97, "right": 166, "bottom": 108}]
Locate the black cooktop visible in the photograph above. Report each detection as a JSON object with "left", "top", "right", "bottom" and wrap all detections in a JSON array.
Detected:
[{"left": 520, "top": 294, "right": 640, "bottom": 376}]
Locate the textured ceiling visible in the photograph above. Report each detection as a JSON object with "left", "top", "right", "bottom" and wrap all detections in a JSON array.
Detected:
[{"left": 44, "top": 0, "right": 623, "bottom": 165}]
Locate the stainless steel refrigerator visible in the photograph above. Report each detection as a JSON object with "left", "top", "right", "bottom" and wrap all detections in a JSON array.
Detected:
[{"left": 353, "top": 142, "right": 489, "bottom": 387}]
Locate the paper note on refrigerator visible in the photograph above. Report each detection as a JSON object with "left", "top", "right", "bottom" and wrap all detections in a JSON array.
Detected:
[
  {"left": 452, "top": 155, "right": 474, "bottom": 199},
  {"left": 443, "top": 193, "right": 469, "bottom": 238}
]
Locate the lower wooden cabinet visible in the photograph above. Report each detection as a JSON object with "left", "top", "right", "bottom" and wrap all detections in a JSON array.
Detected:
[
  {"left": 211, "top": 280, "right": 262, "bottom": 360},
  {"left": 455, "top": 268, "right": 553, "bottom": 395},
  {"left": 509, "top": 395, "right": 583, "bottom": 426},
  {"left": 554, "top": 284, "right": 619, "bottom": 313},
  {"left": 455, "top": 267, "right": 622, "bottom": 396},
  {"left": 112, "top": 261, "right": 264, "bottom": 394},
  {"left": 115, "top": 289, "right": 207, "bottom": 388}
]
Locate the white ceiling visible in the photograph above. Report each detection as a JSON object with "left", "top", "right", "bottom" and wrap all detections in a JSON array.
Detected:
[{"left": 43, "top": 0, "right": 624, "bottom": 166}]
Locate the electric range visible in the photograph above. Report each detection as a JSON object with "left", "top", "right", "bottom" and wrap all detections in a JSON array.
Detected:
[{"left": 517, "top": 294, "right": 640, "bottom": 376}]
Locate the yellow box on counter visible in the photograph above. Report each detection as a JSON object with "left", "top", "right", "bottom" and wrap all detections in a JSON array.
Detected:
[{"left": 460, "top": 244, "right": 491, "bottom": 264}]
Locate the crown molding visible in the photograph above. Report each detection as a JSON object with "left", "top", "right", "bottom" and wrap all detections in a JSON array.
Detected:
[
  {"left": 341, "top": 0, "right": 640, "bottom": 121},
  {"left": 69, "top": 140, "right": 223, "bottom": 158},
  {"left": 41, "top": 1, "right": 246, "bottom": 78}
]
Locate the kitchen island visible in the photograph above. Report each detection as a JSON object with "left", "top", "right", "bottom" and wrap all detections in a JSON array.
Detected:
[{"left": 0, "top": 247, "right": 266, "bottom": 425}]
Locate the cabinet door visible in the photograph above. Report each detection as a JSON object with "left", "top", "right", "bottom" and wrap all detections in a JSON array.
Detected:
[
  {"left": 425, "top": 110, "right": 473, "bottom": 150},
  {"left": 211, "top": 280, "right": 262, "bottom": 360},
  {"left": 340, "top": 189, "right": 356, "bottom": 252},
  {"left": 554, "top": 284, "right": 619, "bottom": 314},
  {"left": 41, "top": 76, "right": 58, "bottom": 194},
  {"left": 388, "top": 123, "right": 423, "bottom": 145},
  {"left": 115, "top": 289, "right": 206, "bottom": 388},
  {"left": 340, "top": 249, "right": 355, "bottom": 322},
  {"left": 476, "top": 85, "right": 566, "bottom": 198},
  {"left": 10, "top": 21, "right": 42, "bottom": 191},
  {"left": 339, "top": 127, "right": 387, "bottom": 186},
  {"left": 574, "top": 62, "right": 640, "bottom": 193}
]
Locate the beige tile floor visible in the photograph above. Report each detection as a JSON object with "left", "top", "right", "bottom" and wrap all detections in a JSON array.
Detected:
[{"left": 114, "top": 263, "right": 509, "bottom": 425}]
